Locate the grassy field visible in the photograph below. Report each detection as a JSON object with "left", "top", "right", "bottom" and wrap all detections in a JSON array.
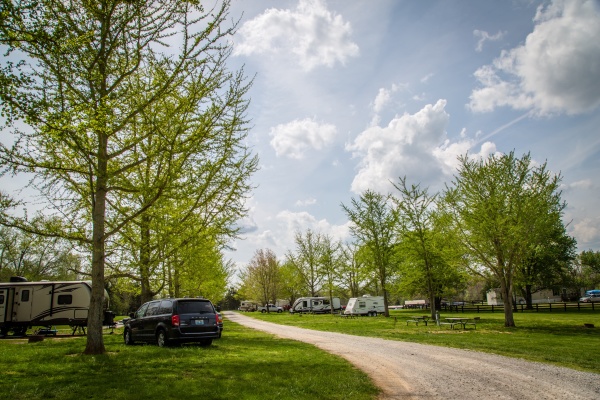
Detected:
[
  {"left": 243, "top": 309, "right": 600, "bottom": 374},
  {"left": 0, "top": 322, "right": 379, "bottom": 400}
]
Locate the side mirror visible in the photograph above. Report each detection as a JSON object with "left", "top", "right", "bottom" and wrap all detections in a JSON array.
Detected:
[
  {"left": 129, "top": 312, "right": 135, "bottom": 319},
  {"left": 216, "top": 306, "right": 221, "bottom": 312}
]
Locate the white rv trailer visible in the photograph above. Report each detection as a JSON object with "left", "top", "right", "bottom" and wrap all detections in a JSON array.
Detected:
[
  {"left": 0, "top": 277, "right": 111, "bottom": 336},
  {"left": 290, "top": 297, "right": 341, "bottom": 314},
  {"left": 344, "top": 295, "right": 385, "bottom": 316}
]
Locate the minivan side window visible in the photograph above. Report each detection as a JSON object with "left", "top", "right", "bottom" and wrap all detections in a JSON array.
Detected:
[
  {"left": 135, "top": 303, "right": 150, "bottom": 319},
  {"left": 145, "top": 301, "right": 160, "bottom": 316},
  {"left": 159, "top": 300, "right": 173, "bottom": 315}
]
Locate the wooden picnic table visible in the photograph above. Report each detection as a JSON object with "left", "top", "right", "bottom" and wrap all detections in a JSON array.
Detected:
[
  {"left": 406, "top": 315, "right": 431, "bottom": 326},
  {"left": 441, "top": 317, "right": 471, "bottom": 329}
]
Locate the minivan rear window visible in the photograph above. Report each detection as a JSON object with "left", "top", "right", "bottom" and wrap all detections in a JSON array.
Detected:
[{"left": 178, "top": 301, "right": 213, "bottom": 314}]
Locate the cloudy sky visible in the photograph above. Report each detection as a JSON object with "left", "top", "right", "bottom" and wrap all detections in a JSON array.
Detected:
[{"left": 222, "top": 0, "right": 600, "bottom": 276}]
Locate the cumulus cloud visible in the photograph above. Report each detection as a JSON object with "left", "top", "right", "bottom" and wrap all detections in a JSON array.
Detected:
[
  {"left": 347, "top": 99, "right": 501, "bottom": 193},
  {"left": 473, "top": 29, "right": 505, "bottom": 52},
  {"left": 469, "top": 0, "right": 600, "bottom": 115},
  {"left": 270, "top": 118, "right": 337, "bottom": 159},
  {"left": 233, "top": 0, "right": 359, "bottom": 71},
  {"left": 572, "top": 218, "right": 600, "bottom": 244},
  {"left": 276, "top": 210, "right": 352, "bottom": 243}
]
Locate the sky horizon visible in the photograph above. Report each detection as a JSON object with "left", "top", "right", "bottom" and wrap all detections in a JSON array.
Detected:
[{"left": 223, "top": 0, "right": 600, "bottom": 280}]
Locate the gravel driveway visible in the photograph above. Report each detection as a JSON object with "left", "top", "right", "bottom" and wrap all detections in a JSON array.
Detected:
[{"left": 225, "top": 311, "right": 599, "bottom": 399}]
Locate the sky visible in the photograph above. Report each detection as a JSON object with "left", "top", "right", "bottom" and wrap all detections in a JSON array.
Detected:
[{"left": 221, "top": 0, "right": 600, "bottom": 277}]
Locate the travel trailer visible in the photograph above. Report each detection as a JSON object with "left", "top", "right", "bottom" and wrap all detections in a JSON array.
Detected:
[
  {"left": 290, "top": 297, "right": 341, "bottom": 314},
  {"left": 238, "top": 301, "right": 258, "bottom": 312},
  {"left": 0, "top": 277, "right": 112, "bottom": 336},
  {"left": 344, "top": 295, "right": 385, "bottom": 316}
]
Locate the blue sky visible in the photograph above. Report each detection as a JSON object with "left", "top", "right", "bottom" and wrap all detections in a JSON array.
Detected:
[{"left": 223, "top": 0, "right": 600, "bottom": 274}]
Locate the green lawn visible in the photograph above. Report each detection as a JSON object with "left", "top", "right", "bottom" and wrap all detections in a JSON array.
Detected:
[
  {"left": 244, "top": 309, "right": 600, "bottom": 373},
  {"left": 0, "top": 322, "right": 379, "bottom": 400}
]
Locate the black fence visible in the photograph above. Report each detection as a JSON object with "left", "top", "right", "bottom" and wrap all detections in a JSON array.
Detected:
[{"left": 440, "top": 302, "right": 597, "bottom": 313}]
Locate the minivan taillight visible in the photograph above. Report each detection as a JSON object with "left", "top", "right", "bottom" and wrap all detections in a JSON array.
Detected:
[
  {"left": 216, "top": 313, "right": 223, "bottom": 323},
  {"left": 171, "top": 315, "right": 180, "bottom": 327}
]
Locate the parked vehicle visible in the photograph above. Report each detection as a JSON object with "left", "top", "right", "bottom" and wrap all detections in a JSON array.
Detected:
[
  {"left": 238, "top": 301, "right": 258, "bottom": 312},
  {"left": 289, "top": 297, "right": 341, "bottom": 314},
  {"left": 344, "top": 295, "right": 385, "bottom": 316},
  {"left": 580, "top": 294, "right": 600, "bottom": 303},
  {"left": 124, "top": 298, "right": 221, "bottom": 347},
  {"left": 0, "top": 276, "right": 112, "bottom": 336},
  {"left": 257, "top": 304, "right": 283, "bottom": 313},
  {"left": 585, "top": 289, "right": 600, "bottom": 296}
]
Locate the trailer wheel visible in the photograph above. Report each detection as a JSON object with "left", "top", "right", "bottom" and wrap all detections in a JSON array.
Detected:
[
  {"left": 156, "top": 329, "right": 169, "bottom": 347},
  {"left": 124, "top": 329, "right": 134, "bottom": 345}
]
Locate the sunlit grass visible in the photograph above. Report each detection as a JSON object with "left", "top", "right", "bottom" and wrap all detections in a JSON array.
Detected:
[{"left": 0, "top": 322, "right": 379, "bottom": 400}]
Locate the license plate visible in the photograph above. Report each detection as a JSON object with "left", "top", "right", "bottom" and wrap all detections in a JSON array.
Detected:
[{"left": 194, "top": 319, "right": 205, "bottom": 325}]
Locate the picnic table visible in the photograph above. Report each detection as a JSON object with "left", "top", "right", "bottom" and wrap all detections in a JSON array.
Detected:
[
  {"left": 406, "top": 315, "right": 431, "bottom": 326},
  {"left": 440, "top": 317, "right": 478, "bottom": 329}
]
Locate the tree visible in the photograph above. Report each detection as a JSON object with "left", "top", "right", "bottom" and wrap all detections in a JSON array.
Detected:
[
  {"left": 319, "top": 234, "right": 341, "bottom": 315},
  {"left": 392, "top": 177, "right": 466, "bottom": 318},
  {"left": 338, "top": 243, "right": 370, "bottom": 298},
  {"left": 444, "top": 151, "right": 566, "bottom": 327},
  {"left": 342, "top": 190, "right": 398, "bottom": 317},
  {"left": 287, "top": 229, "right": 324, "bottom": 296},
  {"left": 0, "top": 1, "right": 252, "bottom": 353},
  {"left": 240, "top": 249, "right": 280, "bottom": 311}
]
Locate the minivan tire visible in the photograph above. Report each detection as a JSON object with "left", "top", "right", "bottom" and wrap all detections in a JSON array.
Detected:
[
  {"left": 156, "top": 329, "right": 169, "bottom": 347},
  {"left": 124, "top": 329, "right": 134, "bottom": 345}
]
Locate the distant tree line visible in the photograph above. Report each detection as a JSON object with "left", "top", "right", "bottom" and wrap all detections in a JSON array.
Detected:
[{"left": 238, "top": 151, "right": 596, "bottom": 328}]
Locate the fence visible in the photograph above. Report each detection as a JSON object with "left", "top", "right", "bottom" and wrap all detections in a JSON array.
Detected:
[{"left": 440, "top": 302, "right": 597, "bottom": 313}]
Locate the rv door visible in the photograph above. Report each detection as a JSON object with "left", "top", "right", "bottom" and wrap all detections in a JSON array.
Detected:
[
  {"left": 13, "top": 286, "right": 33, "bottom": 322},
  {"left": 0, "top": 288, "right": 7, "bottom": 322}
]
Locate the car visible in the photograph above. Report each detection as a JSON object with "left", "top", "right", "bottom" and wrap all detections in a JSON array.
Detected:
[
  {"left": 257, "top": 304, "right": 283, "bottom": 313},
  {"left": 580, "top": 294, "right": 600, "bottom": 303},
  {"left": 123, "top": 298, "right": 221, "bottom": 347}
]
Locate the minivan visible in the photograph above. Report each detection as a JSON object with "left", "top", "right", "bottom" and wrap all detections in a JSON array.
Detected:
[{"left": 123, "top": 298, "right": 222, "bottom": 347}]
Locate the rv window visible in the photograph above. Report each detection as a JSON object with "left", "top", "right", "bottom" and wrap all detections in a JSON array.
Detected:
[
  {"left": 0, "top": 294, "right": 4, "bottom": 304},
  {"left": 57, "top": 295, "right": 73, "bottom": 305},
  {"left": 359, "top": 301, "right": 366, "bottom": 308},
  {"left": 21, "top": 290, "right": 30, "bottom": 302}
]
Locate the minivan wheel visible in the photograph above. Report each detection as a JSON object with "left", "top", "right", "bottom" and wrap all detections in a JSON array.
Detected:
[
  {"left": 124, "top": 329, "right": 134, "bottom": 345},
  {"left": 156, "top": 330, "right": 169, "bottom": 347}
]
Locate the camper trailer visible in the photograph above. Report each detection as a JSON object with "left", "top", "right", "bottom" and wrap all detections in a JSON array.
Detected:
[
  {"left": 0, "top": 277, "right": 111, "bottom": 336},
  {"left": 238, "top": 301, "right": 258, "bottom": 312},
  {"left": 344, "top": 295, "right": 385, "bottom": 316},
  {"left": 290, "top": 297, "right": 341, "bottom": 314}
]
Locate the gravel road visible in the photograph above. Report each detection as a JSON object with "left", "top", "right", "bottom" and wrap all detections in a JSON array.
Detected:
[{"left": 224, "top": 311, "right": 599, "bottom": 399}]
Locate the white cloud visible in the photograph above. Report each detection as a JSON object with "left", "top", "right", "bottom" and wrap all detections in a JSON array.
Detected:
[
  {"left": 295, "top": 197, "right": 317, "bottom": 207},
  {"left": 270, "top": 117, "right": 337, "bottom": 159},
  {"left": 347, "top": 100, "right": 502, "bottom": 193},
  {"left": 469, "top": 0, "right": 600, "bottom": 116},
  {"left": 572, "top": 218, "right": 600, "bottom": 244},
  {"left": 473, "top": 29, "right": 505, "bottom": 52},
  {"left": 276, "top": 210, "right": 351, "bottom": 243},
  {"left": 233, "top": 0, "right": 359, "bottom": 71}
]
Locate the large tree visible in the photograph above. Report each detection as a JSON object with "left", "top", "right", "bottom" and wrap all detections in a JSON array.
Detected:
[
  {"left": 239, "top": 249, "right": 281, "bottom": 311},
  {"left": 287, "top": 229, "right": 324, "bottom": 297},
  {"left": 342, "top": 190, "right": 398, "bottom": 317},
  {"left": 444, "top": 151, "right": 566, "bottom": 327},
  {"left": 393, "top": 177, "right": 466, "bottom": 319},
  {"left": 0, "top": 1, "right": 252, "bottom": 353}
]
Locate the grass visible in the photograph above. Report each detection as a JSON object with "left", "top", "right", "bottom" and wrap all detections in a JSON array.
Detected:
[
  {"left": 244, "top": 309, "right": 600, "bottom": 374},
  {"left": 0, "top": 322, "right": 379, "bottom": 400}
]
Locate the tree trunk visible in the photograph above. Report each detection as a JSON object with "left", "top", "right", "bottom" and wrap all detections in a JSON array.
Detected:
[
  {"left": 84, "top": 134, "right": 108, "bottom": 355},
  {"left": 525, "top": 284, "right": 533, "bottom": 310},
  {"left": 500, "top": 280, "right": 515, "bottom": 327}
]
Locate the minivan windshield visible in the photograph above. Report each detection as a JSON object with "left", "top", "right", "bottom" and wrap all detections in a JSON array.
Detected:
[{"left": 178, "top": 300, "right": 214, "bottom": 314}]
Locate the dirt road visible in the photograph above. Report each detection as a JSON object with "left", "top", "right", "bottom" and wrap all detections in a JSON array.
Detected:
[{"left": 225, "top": 311, "right": 599, "bottom": 399}]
